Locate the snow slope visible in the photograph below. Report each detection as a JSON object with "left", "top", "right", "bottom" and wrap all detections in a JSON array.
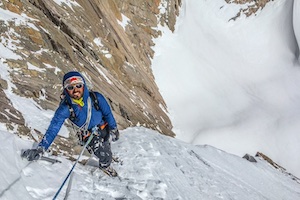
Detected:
[
  {"left": 0, "top": 127, "right": 299, "bottom": 200},
  {"left": 152, "top": 0, "right": 300, "bottom": 178}
]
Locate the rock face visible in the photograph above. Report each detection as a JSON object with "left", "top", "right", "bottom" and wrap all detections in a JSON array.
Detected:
[
  {"left": 0, "top": 0, "right": 181, "bottom": 147},
  {"left": 225, "top": 0, "right": 274, "bottom": 21}
]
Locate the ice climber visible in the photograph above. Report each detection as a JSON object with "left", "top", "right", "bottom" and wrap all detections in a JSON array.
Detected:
[{"left": 22, "top": 71, "right": 120, "bottom": 176}]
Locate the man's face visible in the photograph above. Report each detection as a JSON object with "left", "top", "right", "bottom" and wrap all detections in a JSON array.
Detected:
[{"left": 66, "top": 83, "right": 84, "bottom": 100}]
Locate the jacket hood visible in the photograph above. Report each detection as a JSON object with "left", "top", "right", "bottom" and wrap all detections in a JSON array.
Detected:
[{"left": 62, "top": 71, "right": 89, "bottom": 104}]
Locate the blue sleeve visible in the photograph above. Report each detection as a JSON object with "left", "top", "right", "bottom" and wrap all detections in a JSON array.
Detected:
[
  {"left": 38, "top": 104, "right": 70, "bottom": 150},
  {"left": 97, "top": 93, "right": 117, "bottom": 130}
]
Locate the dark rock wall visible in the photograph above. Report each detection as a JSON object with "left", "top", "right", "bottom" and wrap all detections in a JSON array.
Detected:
[{"left": 0, "top": 0, "right": 181, "bottom": 154}]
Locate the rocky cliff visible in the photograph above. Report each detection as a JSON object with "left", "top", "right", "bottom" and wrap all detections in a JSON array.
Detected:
[
  {"left": 226, "top": 0, "right": 274, "bottom": 20},
  {"left": 0, "top": 0, "right": 181, "bottom": 154}
]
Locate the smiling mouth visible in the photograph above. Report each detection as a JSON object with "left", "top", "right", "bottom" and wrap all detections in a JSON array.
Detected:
[{"left": 72, "top": 90, "right": 81, "bottom": 97}]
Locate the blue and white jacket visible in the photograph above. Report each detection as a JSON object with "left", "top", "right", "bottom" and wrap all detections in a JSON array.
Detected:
[{"left": 39, "top": 71, "right": 117, "bottom": 150}]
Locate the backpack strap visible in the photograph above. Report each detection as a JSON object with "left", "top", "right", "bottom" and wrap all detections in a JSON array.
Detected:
[
  {"left": 60, "top": 93, "right": 76, "bottom": 121},
  {"left": 61, "top": 91, "right": 100, "bottom": 122},
  {"left": 90, "top": 91, "right": 107, "bottom": 125},
  {"left": 66, "top": 101, "right": 76, "bottom": 121},
  {"left": 89, "top": 91, "right": 100, "bottom": 111}
]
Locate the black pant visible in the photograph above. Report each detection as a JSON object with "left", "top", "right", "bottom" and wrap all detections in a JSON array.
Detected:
[{"left": 86, "top": 126, "right": 112, "bottom": 168}]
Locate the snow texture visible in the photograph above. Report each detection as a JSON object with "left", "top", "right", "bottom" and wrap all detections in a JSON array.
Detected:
[{"left": 0, "top": 127, "right": 299, "bottom": 200}]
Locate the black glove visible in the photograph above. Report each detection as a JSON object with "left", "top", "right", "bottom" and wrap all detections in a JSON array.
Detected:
[
  {"left": 21, "top": 147, "right": 44, "bottom": 161},
  {"left": 110, "top": 128, "right": 119, "bottom": 142}
]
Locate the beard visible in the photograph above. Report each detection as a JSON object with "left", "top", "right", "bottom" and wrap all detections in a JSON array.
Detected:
[{"left": 70, "top": 89, "right": 83, "bottom": 100}]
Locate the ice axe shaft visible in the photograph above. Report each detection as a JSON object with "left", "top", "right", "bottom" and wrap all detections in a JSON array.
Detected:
[{"left": 40, "top": 156, "right": 61, "bottom": 164}]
